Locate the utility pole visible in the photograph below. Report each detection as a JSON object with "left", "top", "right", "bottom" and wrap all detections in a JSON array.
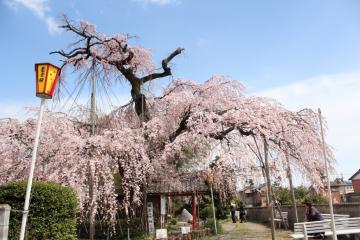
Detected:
[
  {"left": 318, "top": 108, "right": 337, "bottom": 240},
  {"left": 89, "top": 59, "right": 97, "bottom": 240},
  {"left": 91, "top": 58, "right": 96, "bottom": 135}
]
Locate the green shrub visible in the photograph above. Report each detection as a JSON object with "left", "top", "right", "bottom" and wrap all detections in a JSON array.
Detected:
[
  {"left": 0, "top": 181, "right": 78, "bottom": 240},
  {"left": 203, "top": 218, "right": 223, "bottom": 235},
  {"left": 199, "top": 204, "right": 213, "bottom": 220},
  {"left": 169, "top": 218, "right": 177, "bottom": 225},
  {"left": 273, "top": 186, "right": 327, "bottom": 205},
  {"left": 215, "top": 206, "right": 228, "bottom": 220}
]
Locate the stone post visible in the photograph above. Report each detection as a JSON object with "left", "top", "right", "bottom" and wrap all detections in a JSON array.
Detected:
[{"left": 0, "top": 204, "right": 11, "bottom": 240}]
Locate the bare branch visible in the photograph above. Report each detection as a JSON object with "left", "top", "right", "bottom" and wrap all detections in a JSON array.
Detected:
[
  {"left": 169, "top": 106, "right": 191, "bottom": 142},
  {"left": 141, "top": 48, "right": 184, "bottom": 83}
]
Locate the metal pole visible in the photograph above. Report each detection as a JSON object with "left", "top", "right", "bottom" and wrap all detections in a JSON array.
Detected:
[
  {"left": 91, "top": 58, "right": 96, "bottom": 135},
  {"left": 19, "top": 98, "right": 46, "bottom": 240},
  {"left": 89, "top": 59, "right": 96, "bottom": 240},
  {"left": 264, "top": 139, "right": 276, "bottom": 240},
  {"left": 210, "top": 184, "right": 218, "bottom": 235},
  {"left": 318, "top": 108, "right": 337, "bottom": 240}
]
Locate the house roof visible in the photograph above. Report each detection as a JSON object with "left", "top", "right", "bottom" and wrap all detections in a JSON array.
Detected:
[
  {"left": 330, "top": 178, "right": 353, "bottom": 186},
  {"left": 349, "top": 169, "right": 360, "bottom": 180},
  {"left": 240, "top": 183, "right": 266, "bottom": 192},
  {"left": 147, "top": 172, "right": 208, "bottom": 194}
]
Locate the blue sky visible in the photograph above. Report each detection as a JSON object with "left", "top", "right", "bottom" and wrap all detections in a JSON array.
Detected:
[{"left": 1, "top": 0, "right": 360, "bottom": 180}]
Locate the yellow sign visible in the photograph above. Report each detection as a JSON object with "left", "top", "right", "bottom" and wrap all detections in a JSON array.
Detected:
[{"left": 35, "top": 63, "right": 61, "bottom": 99}]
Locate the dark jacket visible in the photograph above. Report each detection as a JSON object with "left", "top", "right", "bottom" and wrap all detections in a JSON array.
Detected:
[
  {"left": 306, "top": 206, "right": 324, "bottom": 221},
  {"left": 239, "top": 206, "right": 246, "bottom": 215}
]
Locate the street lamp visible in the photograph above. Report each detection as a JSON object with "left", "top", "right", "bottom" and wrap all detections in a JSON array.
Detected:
[
  {"left": 19, "top": 63, "right": 61, "bottom": 240},
  {"left": 35, "top": 63, "right": 61, "bottom": 98}
]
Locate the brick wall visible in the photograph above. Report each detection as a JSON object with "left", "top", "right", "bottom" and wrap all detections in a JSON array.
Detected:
[
  {"left": 331, "top": 191, "right": 341, "bottom": 203},
  {"left": 352, "top": 179, "right": 360, "bottom": 193}
]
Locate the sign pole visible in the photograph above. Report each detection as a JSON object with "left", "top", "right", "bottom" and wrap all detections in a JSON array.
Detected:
[
  {"left": 19, "top": 98, "right": 46, "bottom": 240},
  {"left": 318, "top": 108, "right": 337, "bottom": 240}
]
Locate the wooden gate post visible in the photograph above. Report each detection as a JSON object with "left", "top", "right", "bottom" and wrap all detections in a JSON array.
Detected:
[{"left": 192, "top": 194, "right": 197, "bottom": 230}]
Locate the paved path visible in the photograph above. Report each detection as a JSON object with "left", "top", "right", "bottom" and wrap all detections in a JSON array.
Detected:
[{"left": 207, "top": 220, "right": 292, "bottom": 240}]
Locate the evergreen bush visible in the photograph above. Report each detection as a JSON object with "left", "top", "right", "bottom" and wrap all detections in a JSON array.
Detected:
[
  {"left": 203, "top": 218, "right": 223, "bottom": 235},
  {"left": 0, "top": 181, "right": 78, "bottom": 240}
]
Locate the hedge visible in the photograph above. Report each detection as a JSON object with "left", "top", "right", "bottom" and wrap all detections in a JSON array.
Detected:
[{"left": 0, "top": 181, "right": 78, "bottom": 240}]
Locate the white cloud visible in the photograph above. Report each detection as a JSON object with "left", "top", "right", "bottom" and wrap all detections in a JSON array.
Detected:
[
  {"left": 4, "top": 0, "right": 60, "bottom": 35},
  {"left": 132, "top": 0, "right": 179, "bottom": 6},
  {"left": 45, "top": 16, "right": 61, "bottom": 35},
  {"left": 0, "top": 101, "right": 37, "bottom": 120},
  {"left": 0, "top": 91, "right": 131, "bottom": 122},
  {"left": 252, "top": 72, "right": 360, "bottom": 179}
]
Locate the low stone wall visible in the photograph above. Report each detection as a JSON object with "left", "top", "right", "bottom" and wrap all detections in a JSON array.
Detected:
[{"left": 246, "top": 203, "right": 360, "bottom": 229}]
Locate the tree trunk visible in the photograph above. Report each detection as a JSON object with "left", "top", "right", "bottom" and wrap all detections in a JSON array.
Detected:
[
  {"left": 273, "top": 199, "right": 289, "bottom": 229},
  {"left": 264, "top": 139, "right": 276, "bottom": 240},
  {"left": 142, "top": 183, "right": 148, "bottom": 233},
  {"left": 286, "top": 153, "right": 299, "bottom": 223},
  {"left": 131, "top": 85, "right": 150, "bottom": 122}
]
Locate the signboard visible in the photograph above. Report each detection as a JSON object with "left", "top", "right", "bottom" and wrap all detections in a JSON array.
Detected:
[
  {"left": 160, "top": 194, "right": 166, "bottom": 228},
  {"left": 155, "top": 229, "right": 168, "bottom": 239},
  {"left": 147, "top": 202, "right": 155, "bottom": 234},
  {"left": 160, "top": 195, "right": 166, "bottom": 215}
]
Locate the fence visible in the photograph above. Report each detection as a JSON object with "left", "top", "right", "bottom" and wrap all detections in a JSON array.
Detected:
[{"left": 246, "top": 203, "right": 360, "bottom": 229}]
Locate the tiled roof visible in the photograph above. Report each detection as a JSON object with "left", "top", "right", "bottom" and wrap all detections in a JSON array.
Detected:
[
  {"left": 330, "top": 180, "right": 353, "bottom": 186},
  {"left": 349, "top": 169, "right": 360, "bottom": 180},
  {"left": 240, "top": 183, "right": 266, "bottom": 192},
  {"left": 147, "top": 174, "right": 208, "bottom": 194}
]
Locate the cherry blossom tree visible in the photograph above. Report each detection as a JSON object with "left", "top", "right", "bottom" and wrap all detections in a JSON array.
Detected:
[
  {"left": 51, "top": 16, "right": 183, "bottom": 121},
  {"left": 0, "top": 76, "right": 335, "bottom": 235},
  {"left": 0, "top": 17, "right": 335, "bottom": 238},
  {"left": 0, "top": 112, "right": 151, "bottom": 228},
  {"left": 48, "top": 16, "right": 184, "bottom": 238},
  {"left": 139, "top": 76, "right": 334, "bottom": 190}
]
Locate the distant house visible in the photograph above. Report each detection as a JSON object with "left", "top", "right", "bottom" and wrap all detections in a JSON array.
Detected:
[
  {"left": 349, "top": 169, "right": 360, "bottom": 192},
  {"left": 347, "top": 169, "right": 360, "bottom": 202},
  {"left": 326, "top": 177, "right": 354, "bottom": 203},
  {"left": 239, "top": 183, "right": 267, "bottom": 207}
]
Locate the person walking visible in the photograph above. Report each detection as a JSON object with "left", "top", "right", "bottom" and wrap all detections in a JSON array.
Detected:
[
  {"left": 239, "top": 203, "right": 247, "bottom": 223},
  {"left": 230, "top": 202, "right": 237, "bottom": 223}
]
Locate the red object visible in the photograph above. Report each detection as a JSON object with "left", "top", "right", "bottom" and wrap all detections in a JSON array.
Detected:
[{"left": 192, "top": 194, "right": 197, "bottom": 230}]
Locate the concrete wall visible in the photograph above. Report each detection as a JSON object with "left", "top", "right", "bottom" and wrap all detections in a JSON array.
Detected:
[
  {"left": 246, "top": 203, "right": 360, "bottom": 229},
  {"left": 0, "top": 204, "right": 11, "bottom": 240}
]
